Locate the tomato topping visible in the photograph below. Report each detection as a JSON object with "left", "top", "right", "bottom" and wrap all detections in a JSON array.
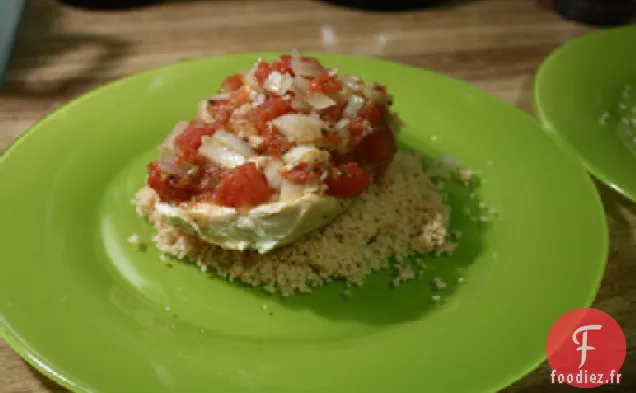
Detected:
[
  {"left": 348, "top": 119, "right": 367, "bottom": 136},
  {"left": 254, "top": 61, "right": 273, "bottom": 84},
  {"left": 260, "top": 127, "right": 294, "bottom": 157},
  {"left": 374, "top": 84, "right": 387, "bottom": 94},
  {"left": 309, "top": 70, "right": 342, "bottom": 95},
  {"left": 282, "top": 162, "right": 324, "bottom": 184},
  {"left": 174, "top": 121, "right": 217, "bottom": 164},
  {"left": 273, "top": 55, "right": 294, "bottom": 75},
  {"left": 248, "top": 97, "right": 294, "bottom": 132},
  {"left": 358, "top": 102, "right": 384, "bottom": 125},
  {"left": 213, "top": 162, "right": 273, "bottom": 208},
  {"left": 220, "top": 73, "right": 244, "bottom": 92},
  {"left": 147, "top": 162, "right": 195, "bottom": 202},
  {"left": 353, "top": 125, "right": 397, "bottom": 176},
  {"left": 321, "top": 102, "right": 346, "bottom": 123},
  {"left": 315, "top": 133, "right": 342, "bottom": 150},
  {"left": 325, "top": 162, "right": 371, "bottom": 199}
]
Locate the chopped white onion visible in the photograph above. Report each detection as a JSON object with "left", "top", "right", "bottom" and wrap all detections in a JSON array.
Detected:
[
  {"left": 242, "top": 72, "right": 259, "bottom": 89},
  {"left": 213, "top": 130, "right": 255, "bottom": 157},
  {"left": 279, "top": 179, "right": 305, "bottom": 202},
  {"left": 283, "top": 145, "right": 330, "bottom": 166},
  {"left": 271, "top": 114, "right": 324, "bottom": 144},
  {"left": 263, "top": 158, "right": 284, "bottom": 189},
  {"left": 291, "top": 57, "right": 324, "bottom": 78},
  {"left": 343, "top": 95, "right": 366, "bottom": 117},
  {"left": 162, "top": 120, "right": 188, "bottom": 147},
  {"left": 207, "top": 92, "right": 230, "bottom": 102},
  {"left": 158, "top": 147, "right": 188, "bottom": 175},
  {"left": 263, "top": 71, "right": 293, "bottom": 96},
  {"left": 198, "top": 131, "right": 255, "bottom": 168},
  {"left": 339, "top": 74, "right": 363, "bottom": 92},
  {"left": 198, "top": 100, "right": 214, "bottom": 123},
  {"left": 305, "top": 92, "right": 336, "bottom": 110}
]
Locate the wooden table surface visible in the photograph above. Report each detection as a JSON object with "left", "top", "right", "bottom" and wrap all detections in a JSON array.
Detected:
[{"left": 0, "top": 0, "right": 634, "bottom": 392}]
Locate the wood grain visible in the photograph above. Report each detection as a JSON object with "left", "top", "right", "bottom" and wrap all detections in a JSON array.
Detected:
[{"left": 0, "top": 0, "right": 634, "bottom": 392}]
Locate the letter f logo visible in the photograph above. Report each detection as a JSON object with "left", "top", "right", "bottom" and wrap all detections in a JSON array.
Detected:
[{"left": 572, "top": 324, "right": 602, "bottom": 368}]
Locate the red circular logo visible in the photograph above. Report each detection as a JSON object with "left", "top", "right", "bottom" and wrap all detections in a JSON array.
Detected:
[{"left": 546, "top": 308, "right": 626, "bottom": 388}]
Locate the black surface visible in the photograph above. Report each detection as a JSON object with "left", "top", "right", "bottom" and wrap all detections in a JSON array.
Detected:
[{"left": 554, "top": 0, "right": 636, "bottom": 26}]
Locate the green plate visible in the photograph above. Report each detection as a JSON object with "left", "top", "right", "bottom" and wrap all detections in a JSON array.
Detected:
[
  {"left": 0, "top": 53, "right": 608, "bottom": 393},
  {"left": 534, "top": 25, "right": 636, "bottom": 202}
]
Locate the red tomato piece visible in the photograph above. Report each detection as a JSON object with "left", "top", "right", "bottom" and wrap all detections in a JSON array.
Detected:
[
  {"left": 260, "top": 127, "right": 294, "bottom": 157},
  {"left": 213, "top": 162, "right": 273, "bottom": 208},
  {"left": 325, "top": 162, "right": 372, "bottom": 199},
  {"left": 254, "top": 62, "right": 273, "bottom": 84},
  {"left": 357, "top": 102, "right": 384, "bottom": 125},
  {"left": 281, "top": 162, "right": 323, "bottom": 184},
  {"left": 220, "top": 73, "right": 244, "bottom": 92},
  {"left": 273, "top": 55, "right": 294, "bottom": 75},
  {"left": 147, "top": 162, "right": 195, "bottom": 202},
  {"left": 309, "top": 70, "right": 342, "bottom": 95},
  {"left": 248, "top": 97, "right": 294, "bottom": 132},
  {"left": 353, "top": 125, "right": 397, "bottom": 176},
  {"left": 174, "top": 121, "right": 217, "bottom": 165}
]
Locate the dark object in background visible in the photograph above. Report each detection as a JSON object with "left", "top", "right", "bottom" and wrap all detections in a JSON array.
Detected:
[
  {"left": 554, "top": 0, "right": 636, "bottom": 26},
  {"left": 56, "top": 0, "right": 162, "bottom": 10},
  {"left": 320, "top": 0, "right": 453, "bottom": 12}
]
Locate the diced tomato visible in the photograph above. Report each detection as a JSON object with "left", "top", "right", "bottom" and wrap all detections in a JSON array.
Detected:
[
  {"left": 220, "top": 73, "right": 244, "bottom": 92},
  {"left": 374, "top": 84, "right": 387, "bottom": 94},
  {"left": 282, "top": 162, "right": 323, "bottom": 184},
  {"left": 260, "top": 127, "right": 294, "bottom": 157},
  {"left": 248, "top": 97, "right": 294, "bottom": 132},
  {"left": 324, "top": 162, "right": 371, "bottom": 199},
  {"left": 174, "top": 120, "right": 217, "bottom": 164},
  {"left": 213, "top": 162, "right": 273, "bottom": 208},
  {"left": 254, "top": 61, "right": 273, "bottom": 84},
  {"left": 352, "top": 125, "right": 397, "bottom": 176},
  {"left": 147, "top": 162, "right": 195, "bottom": 202},
  {"left": 321, "top": 102, "right": 346, "bottom": 123},
  {"left": 348, "top": 119, "right": 367, "bottom": 136},
  {"left": 357, "top": 102, "right": 384, "bottom": 125},
  {"left": 315, "top": 133, "right": 342, "bottom": 150},
  {"left": 309, "top": 70, "right": 342, "bottom": 95},
  {"left": 273, "top": 55, "right": 294, "bottom": 75}
]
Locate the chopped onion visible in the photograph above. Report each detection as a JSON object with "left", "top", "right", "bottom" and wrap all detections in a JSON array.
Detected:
[
  {"left": 291, "top": 57, "right": 324, "bottom": 78},
  {"left": 242, "top": 72, "right": 259, "bottom": 89},
  {"left": 339, "top": 74, "right": 363, "bottom": 92},
  {"left": 305, "top": 92, "right": 336, "bottom": 110},
  {"left": 271, "top": 114, "right": 324, "bottom": 144},
  {"left": 198, "top": 100, "right": 214, "bottom": 123},
  {"left": 279, "top": 179, "right": 305, "bottom": 202},
  {"left": 291, "top": 96, "right": 311, "bottom": 112},
  {"left": 252, "top": 93, "right": 266, "bottom": 107},
  {"left": 283, "top": 145, "right": 330, "bottom": 166},
  {"left": 293, "top": 76, "right": 310, "bottom": 92},
  {"left": 198, "top": 131, "right": 255, "bottom": 168},
  {"left": 162, "top": 120, "right": 188, "bottom": 147},
  {"left": 213, "top": 130, "right": 255, "bottom": 157},
  {"left": 206, "top": 92, "right": 230, "bottom": 102},
  {"left": 263, "top": 158, "right": 284, "bottom": 189},
  {"left": 343, "top": 95, "right": 366, "bottom": 117},
  {"left": 263, "top": 71, "right": 293, "bottom": 96},
  {"left": 158, "top": 147, "right": 188, "bottom": 175}
]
